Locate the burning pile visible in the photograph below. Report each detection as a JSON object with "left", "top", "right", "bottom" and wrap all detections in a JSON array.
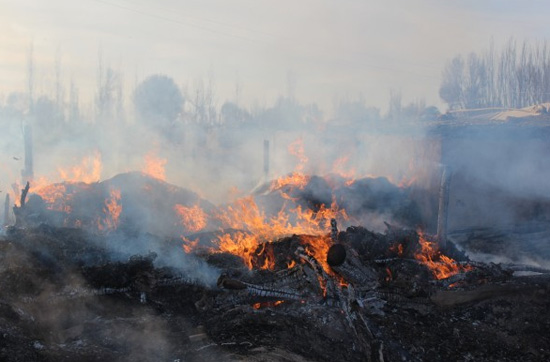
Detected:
[{"left": 4, "top": 166, "right": 550, "bottom": 361}]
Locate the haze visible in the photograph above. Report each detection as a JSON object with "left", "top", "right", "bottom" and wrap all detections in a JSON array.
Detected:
[{"left": 1, "top": 0, "right": 549, "bottom": 114}]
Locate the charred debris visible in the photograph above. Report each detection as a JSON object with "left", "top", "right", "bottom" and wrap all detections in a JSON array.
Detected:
[{"left": 1, "top": 172, "right": 549, "bottom": 362}]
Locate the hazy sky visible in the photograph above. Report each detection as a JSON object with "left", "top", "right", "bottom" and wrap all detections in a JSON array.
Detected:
[{"left": 1, "top": 0, "right": 549, "bottom": 114}]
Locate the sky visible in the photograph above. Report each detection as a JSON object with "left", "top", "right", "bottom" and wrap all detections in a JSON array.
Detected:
[{"left": 1, "top": 0, "right": 550, "bottom": 115}]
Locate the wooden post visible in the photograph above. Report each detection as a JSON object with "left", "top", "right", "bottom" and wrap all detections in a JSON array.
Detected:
[
  {"left": 3, "top": 194, "right": 9, "bottom": 227},
  {"left": 21, "top": 124, "right": 34, "bottom": 182},
  {"left": 263, "top": 139, "right": 270, "bottom": 179},
  {"left": 437, "top": 166, "right": 452, "bottom": 249}
]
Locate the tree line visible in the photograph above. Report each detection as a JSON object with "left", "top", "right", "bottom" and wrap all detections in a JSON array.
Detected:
[{"left": 440, "top": 39, "right": 550, "bottom": 110}]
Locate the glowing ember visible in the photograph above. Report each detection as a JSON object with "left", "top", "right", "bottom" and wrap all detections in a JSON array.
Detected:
[
  {"left": 414, "top": 231, "right": 472, "bottom": 280},
  {"left": 142, "top": 152, "right": 167, "bottom": 181},
  {"left": 252, "top": 300, "right": 285, "bottom": 309},
  {"left": 390, "top": 243, "right": 404, "bottom": 256},
  {"left": 385, "top": 267, "right": 393, "bottom": 282},
  {"left": 174, "top": 204, "right": 208, "bottom": 233}
]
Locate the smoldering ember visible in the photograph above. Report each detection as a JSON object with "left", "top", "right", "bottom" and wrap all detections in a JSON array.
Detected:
[{"left": 0, "top": 104, "right": 550, "bottom": 362}]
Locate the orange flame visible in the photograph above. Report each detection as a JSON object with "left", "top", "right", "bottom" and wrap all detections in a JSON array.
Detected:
[
  {"left": 174, "top": 204, "right": 208, "bottom": 233},
  {"left": 142, "top": 152, "right": 167, "bottom": 181},
  {"left": 332, "top": 155, "right": 357, "bottom": 180},
  {"left": 58, "top": 151, "right": 102, "bottom": 183},
  {"left": 99, "top": 188, "right": 122, "bottom": 231},
  {"left": 181, "top": 237, "right": 200, "bottom": 254},
  {"left": 269, "top": 172, "right": 310, "bottom": 195},
  {"left": 27, "top": 152, "right": 102, "bottom": 209},
  {"left": 216, "top": 231, "right": 261, "bottom": 269},
  {"left": 212, "top": 195, "right": 347, "bottom": 271},
  {"left": 288, "top": 137, "right": 308, "bottom": 173},
  {"left": 414, "top": 231, "right": 472, "bottom": 280},
  {"left": 256, "top": 242, "right": 276, "bottom": 270}
]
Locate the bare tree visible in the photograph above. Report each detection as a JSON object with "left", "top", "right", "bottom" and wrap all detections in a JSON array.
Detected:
[
  {"left": 95, "top": 49, "right": 122, "bottom": 123},
  {"left": 440, "top": 39, "right": 550, "bottom": 110},
  {"left": 68, "top": 77, "right": 79, "bottom": 123},
  {"left": 439, "top": 55, "right": 464, "bottom": 110},
  {"left": 27, "top": 41, "right": 35, "bottom": 114}
]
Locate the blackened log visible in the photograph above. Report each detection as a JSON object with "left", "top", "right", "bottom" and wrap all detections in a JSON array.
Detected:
[{"left": 20, "top": 181, "right": 30, "bottom": 208}]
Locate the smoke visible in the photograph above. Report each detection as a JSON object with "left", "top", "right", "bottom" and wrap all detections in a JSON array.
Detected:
[
  {"left": 2, "top": 54, "right": 550, "bottom": 273},
  {"left": 104, "top": 231, "right": 220, "bottom": 288}
]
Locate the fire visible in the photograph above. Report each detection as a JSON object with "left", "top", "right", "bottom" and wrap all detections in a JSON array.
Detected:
[
  {"left": 24, "top": 152, "right": 102, "bottom": 208},
  {"left": 181, "top": 237, "right": 199, "bottom": 254},
  {"left": 212, "top": 195, "right": 348, "bottom": 271},
  {"left": 268, "top": 138, "right": 310, "bottom": 197},
  {"left": 216, "top": 231, "right": 261, "bottom": 269},
  {"left": 390, "top": 243, "right": 404, "bottom": 256},
  {"left": 332, "top": 155, "right": 357, "bottom": 180},
  {"left": 31, "top": 181, "right": 93, "bottom": 214},
  {"left": 32, "top": 183, "right": 69, "bottom": 211},
  {"left": 252, "top": 300, "right": 285, "bottom": 309},
  {"left": 57, "top": 151, "right": 102, "bottom": 183},
  {"left": 414, "top": 231, "right": 472, "bottom": 280},
  {"left": 142, "top": 151, "right": 167, "bottom": 181},
  {"left": 269, "top": 172, "right": 310, "bottom": 195},
  {"left": 298, "top": 234, "right": 332, "bottom": 275},
  {"left": 385, "top": 267, "right": 393, "bottom": 282},
  {"left": 256, "top": 242, "right": 276, "bottom": 270},
  {"left": 287, "top": 260, "right": 297, "bottom": 268},
  {"left": 174, "top": 204, "right": 208, "bottom": 233},
  {"left": 99, "top": 188, "right": 122, "bottom": 231},
  {"left": 288, "top": 138, "right": 308, "bottom": 173}
]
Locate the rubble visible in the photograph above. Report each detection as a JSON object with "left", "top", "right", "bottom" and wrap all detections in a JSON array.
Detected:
[{"left": 0, "top": 222, "right": 549, "bottom": 362}]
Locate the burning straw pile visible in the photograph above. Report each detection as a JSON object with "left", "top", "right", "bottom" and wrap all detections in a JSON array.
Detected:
[{"left": 1, "top": 172, "right": 550, "bottom": 361}]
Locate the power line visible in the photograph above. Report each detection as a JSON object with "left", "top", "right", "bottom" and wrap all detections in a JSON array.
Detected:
[{"left": 89, "top": 0, "right": 440, "bottom": 80}]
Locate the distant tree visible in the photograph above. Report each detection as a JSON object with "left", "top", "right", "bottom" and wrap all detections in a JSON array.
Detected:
[
  {"left": 220, "top": 101, "right": 250, "bottom": 126},
  {"left": 463, "top": 53, "right": 487, "bottom": 109},
  {"left": 386, "top": 89, "right": 404, "bottom": 121},
  {"left": 439, "top": 55, "right": 464, "bottom": 110},
  {"left": 440, "top": 39, "right": 550, "bottom": 110},
  {"left": 335, "top": 99, "right": 380, "bottom": 126},
  {"left": 185, "top": 75, "right": 217, "bottom": 125},
  {"left": 419, "top": 106, "right": 441, "bottom": 121},
  {"left": 133, "top": 74, "right": 183, "bottom": 127},
  {"left": 4, "top": 92, "right": 28, "bottom": 117},
  {"left": 95, "top": 51, "right": 123, "bottom": 123},
  {"left": 34, "top": 96, "right": 64, "bottom": 142},
  {"left": 68, "top": 78, "right": 79, "bottom": 123},
  {"left": 27, "top": 42, "right": 35, "bottom": 113}
]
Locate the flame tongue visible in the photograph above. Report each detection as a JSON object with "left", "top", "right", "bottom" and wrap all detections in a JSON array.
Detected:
[
  {"left": 98, "top": 188, "right": 122, "bottom": 231},
  {"left": 414, "top": 231, "right": 472, "bottom": 280},
  {"left": 213, "top": 195, "right": 347, "bottom": 271}
]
